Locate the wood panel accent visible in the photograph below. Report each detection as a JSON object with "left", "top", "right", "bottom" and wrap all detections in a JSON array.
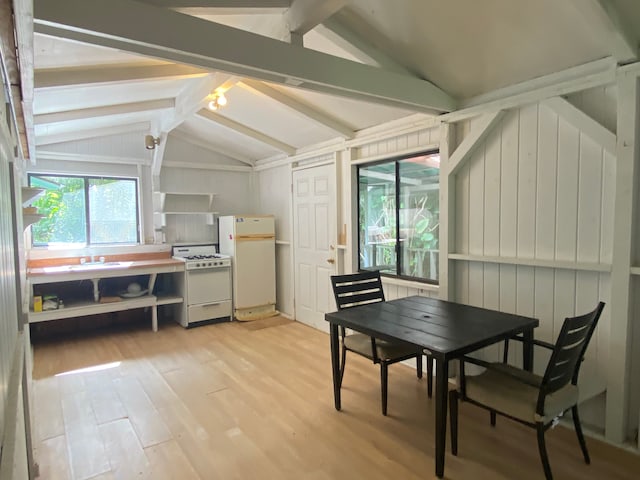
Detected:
[{"left": 31, "top": 319, "right": 640, "bottom": 480}]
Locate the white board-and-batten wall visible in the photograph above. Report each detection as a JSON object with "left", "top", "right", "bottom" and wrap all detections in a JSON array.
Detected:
[{"left": 446, "top": 88, "right": 616, "bottom": 435}]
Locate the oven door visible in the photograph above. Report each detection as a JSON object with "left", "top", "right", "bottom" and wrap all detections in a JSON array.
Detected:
[{"left": 186, "top": 267, "right": 231, "bottom": 305}]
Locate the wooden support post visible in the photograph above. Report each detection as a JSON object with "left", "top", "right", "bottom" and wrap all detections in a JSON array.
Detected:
[{"left": 606, "top": 69, "right": 639, "bottom": 443}]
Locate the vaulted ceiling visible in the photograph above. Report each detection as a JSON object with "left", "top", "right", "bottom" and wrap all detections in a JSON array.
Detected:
[{"left": 10, "top": 0, "right": 640, "bottom": 168}]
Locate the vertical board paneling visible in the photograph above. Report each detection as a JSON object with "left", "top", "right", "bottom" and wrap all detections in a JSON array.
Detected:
[
  {"left": 0, "top": 105, "right": 21, "bottom": 470},
  {"left": 455, "top": 260, "right": 469, "bottom": 304},
  {"left": 453, "top": 97, "right": 614, "bottom": 403},
  {"left": 468, "top": 148, "right": 485, "bottom": 255},
  {"left": 517, "top": 104, "right": 538, "bottom": 258},
  {"left": 535, "top": 104, "right": 558, "bottom": 258},
  {"left": 455, "top": 164, "right": 470, "bottom": 254},
  {"left": 555, "top": 118, "right": 580, "bottom": 262},
  {"left": 601, "top": 152, "right": 616, "bottom": 263},
  {"left": 577, "top": 136, "right": 604, "bottom": 262},
  {"left": 483, "top": 129, "right": 501, "bottom": 257},
  {"left": 500, "top": 110, "right": 519, "bottom": 257}
]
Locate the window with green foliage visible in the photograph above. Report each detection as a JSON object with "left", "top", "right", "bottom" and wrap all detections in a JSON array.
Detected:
[
  {"left": 28, "top": 174, "right": 140, "bottom": 246},
  {"left": 358, "top": 151, "right": 440, "bottom": 283}
]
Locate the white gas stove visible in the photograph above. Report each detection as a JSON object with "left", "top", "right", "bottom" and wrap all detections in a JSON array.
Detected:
[
  {"left": 172, "top": 245, "right": 231, "bottom": 270},
  {"left": 171, "top": 244, "right": 232, "bottom": 327}
]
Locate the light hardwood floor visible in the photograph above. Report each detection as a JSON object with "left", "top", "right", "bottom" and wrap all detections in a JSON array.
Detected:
[{"left": 31, "top": 317, "right": 640, "bottom": 480}]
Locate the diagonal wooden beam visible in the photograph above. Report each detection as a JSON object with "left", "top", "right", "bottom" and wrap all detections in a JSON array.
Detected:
[
  {"left": 197, "top": 108, "right": 296, "bottom": 155},
  {"left": 34, "top": 99, "right": 175, "bottom": 124},
  {"left": 239, "top": 79, "right": 354, "bottom": 139},
  {"left": 314, "top": 17, "right": 411, "bottom": 74},
  {"left": 33, "top": 0, "right": 455, "bottom": 114},
  {"left": 35, "top": 63, "right": 208, "bottom": 89},
  {"left": 171, "top": 129, "right": 256, "bottom": 166},
  {"left": 441, "top": 58, "right": 616, "bottom": 123},
  {"left": 570, "top": 0, "right": 637, "bottom": 62},
  {"left": 542, "top": 97, "right": 616, "bottom": 154},
  {"left": 285, "top": 0, "right": 348, "bottom": 36},
  {"left": 446, "top": 111, "right": 505, "bottom": 176},
  {"left": 35, "top": 121, "right": 150, "bottom": 146}
]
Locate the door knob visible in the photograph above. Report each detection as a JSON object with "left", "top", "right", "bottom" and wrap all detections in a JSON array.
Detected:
[{"left": 326, "top": 258, "right": 335, "bottom": 264}]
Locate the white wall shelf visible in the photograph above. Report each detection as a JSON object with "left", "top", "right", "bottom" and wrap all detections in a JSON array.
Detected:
[
  {"left": 153, "top": 191, "right": 219, "bottom": 243},
  {"left": 22, "top": 213, "right": 45, "bottom": 229},
  {"left": 448, "top": 253, "right": 611, "bottom": 273},
  {"left": 21, "top": 187, "right": 45, "bottom": 206}
]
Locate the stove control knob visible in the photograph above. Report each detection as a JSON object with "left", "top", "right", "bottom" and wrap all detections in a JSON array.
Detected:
[
  {"left": 196, "top": 263, "right": 201, "bottom": 268},
  {"left": 208, "top": 262, "right": 213, "bottom": 267}
]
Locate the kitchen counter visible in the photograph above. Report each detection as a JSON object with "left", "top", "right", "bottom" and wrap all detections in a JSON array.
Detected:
[
  {"left": 27, "top": 257, "right": 185, "bottom": 331},
  {"left": 28, "top": 258, "right": 184, "bottom": 283}
]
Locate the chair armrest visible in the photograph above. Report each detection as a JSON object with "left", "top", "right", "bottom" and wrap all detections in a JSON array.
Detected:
[{"left": 507, "top": 335, "right": 554, "bottom": 350}]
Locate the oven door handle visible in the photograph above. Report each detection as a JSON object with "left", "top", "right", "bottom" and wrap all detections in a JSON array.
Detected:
[{"left": 199, "top": 302, "right": 223, "bottom": 307}]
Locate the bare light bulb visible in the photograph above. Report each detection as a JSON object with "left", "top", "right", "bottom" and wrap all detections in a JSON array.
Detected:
[
  {"left": 216, "top": 93, "right": 227, "bottom": 106},
  {"left": 208, "top": 99, "right": 218, "bottom": 110}
]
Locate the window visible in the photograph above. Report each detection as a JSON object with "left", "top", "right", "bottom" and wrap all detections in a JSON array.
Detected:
[
  {"left": 29, "top": 174, "right": 140, "bottom": 246},
  {"left": 358, "top": 151, "right": 440, "bottom": 283}
]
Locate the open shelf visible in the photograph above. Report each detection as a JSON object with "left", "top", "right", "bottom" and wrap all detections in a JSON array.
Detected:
[
  {"left": 23, "top": 213, "right": 45, "bottom": 229},
  {"left": 28, "top": 295, "right": 157, "bottom": 323},
  {"left": 155, "top": 294, "right": 183, "bottom": 306},
  {"left": 22, "top": 187, "right": 45, "bottom": 206}
]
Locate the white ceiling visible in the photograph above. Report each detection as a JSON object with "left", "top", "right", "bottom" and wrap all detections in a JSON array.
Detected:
[{"left": 14, "top": 0, "right": 640, "bottom": 167}]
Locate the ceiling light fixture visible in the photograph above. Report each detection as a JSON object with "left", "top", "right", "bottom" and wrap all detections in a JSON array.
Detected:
[
  {"left": 208, "top": 92, "right": 227, "bottom": 111},
  {"left": 145, "top": 135, "right": 160, "bottom": 150}
]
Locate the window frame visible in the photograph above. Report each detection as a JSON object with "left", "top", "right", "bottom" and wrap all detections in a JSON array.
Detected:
[
  {"left": 28, "top": 173, "right": 141, "bottom": 247},
  {"left": 356, "top": 149, "right": 440, "bottom": 285}
]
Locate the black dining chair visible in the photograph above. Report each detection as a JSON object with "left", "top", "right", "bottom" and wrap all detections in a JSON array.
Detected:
[
  {"left": 330, "top": 270, "right": 428, "bottom": 415},
  {"left": 449, "top": 302, "right": 605, "bottom": 480}
]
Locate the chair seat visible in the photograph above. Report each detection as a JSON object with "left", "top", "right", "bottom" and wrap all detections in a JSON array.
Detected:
[
  {"left": 464, "top": 363, "right": 579, "bottom": 423},
  {"left": 344, "top": 333, "right": 417, "bottom": 361}
]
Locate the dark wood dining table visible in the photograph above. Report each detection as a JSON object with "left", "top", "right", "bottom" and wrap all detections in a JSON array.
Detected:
[{"left": 325, "top": 295, "right": 539, "bottom": 478}]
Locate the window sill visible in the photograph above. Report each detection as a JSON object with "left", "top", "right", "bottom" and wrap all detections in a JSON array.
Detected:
[{"left": 380, "top": 276, "right": 439, "bottom": 293}]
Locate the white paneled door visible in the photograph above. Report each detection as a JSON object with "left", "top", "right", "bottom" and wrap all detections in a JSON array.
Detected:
[{"left": 293, "top": 163, "right": 337, "bottom": 331}]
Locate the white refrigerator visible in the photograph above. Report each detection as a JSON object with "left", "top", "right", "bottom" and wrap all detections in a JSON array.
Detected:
[{"left": 218, "top": 215, "right": 277, "bottom": 321}]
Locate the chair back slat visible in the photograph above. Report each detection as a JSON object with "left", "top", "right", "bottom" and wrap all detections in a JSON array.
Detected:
[
  {"left": 331, "top": 270, "right": 385, "bottom": 311},
  {"left": 537, "top": 302, "right": 605, "bottom": 414}
]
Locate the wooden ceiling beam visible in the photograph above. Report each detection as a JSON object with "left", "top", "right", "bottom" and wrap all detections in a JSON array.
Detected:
[
  {"left": 197, "top": 108, "right": 296, "bottom": 155},
  {"left": 315, "top": 17, "right": 411, "bottom": 74},
  {"left": 33, "top": 0, "right": 455, "bottom": 114},
  {"left": 239, "top": 79, "right": 354, "bottom": 139},
  {"left": 35, "top": 121, "right": 150, "bottom": 146},
  {"left": 34, "top": 98, "right": 175, "bottom": 124},
  {"left": 569, "top": 0, "right": 638, "bottom": 63},
  {"left": 35, "top": 63, "right": 209, "bottom": 89},
  {"left": 285, "top": 0, "right": 348, "bottom": 36}
]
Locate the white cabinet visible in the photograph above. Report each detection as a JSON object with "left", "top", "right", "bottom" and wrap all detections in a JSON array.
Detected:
[{"left": 153, "top": 192, "right": 218, "bottom": 244}]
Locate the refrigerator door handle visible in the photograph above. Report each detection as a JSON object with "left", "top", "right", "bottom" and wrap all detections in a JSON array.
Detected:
[{"left": 236, "top": 234, "right": 275, "bottom": 241}]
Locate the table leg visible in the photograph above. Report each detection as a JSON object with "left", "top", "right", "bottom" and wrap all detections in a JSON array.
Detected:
[
  {"left": 435, "top": 358, "right": 449, "bottom": 478},
  {"left": 522, "top": 327, "right": 534, "bottom": 372},
  {"left": 329, "top": 322, "right": 341, "bottom": 411}
]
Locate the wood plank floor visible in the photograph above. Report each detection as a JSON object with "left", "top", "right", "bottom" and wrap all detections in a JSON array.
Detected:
[{"left": 31, "top": 317, "right": 640, "bottom": 480}]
